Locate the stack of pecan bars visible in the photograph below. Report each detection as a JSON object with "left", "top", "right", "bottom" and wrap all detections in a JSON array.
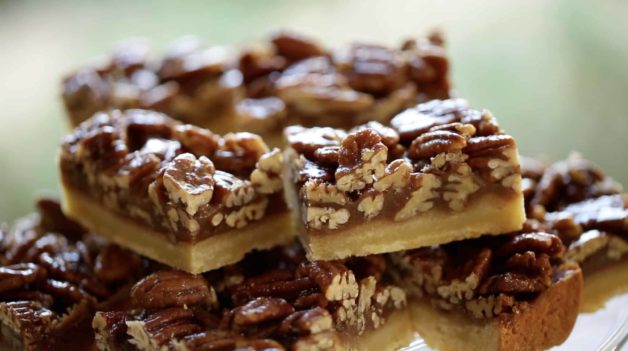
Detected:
[{"left": 2, "top": 30, "right": 626, "bottom": 351}]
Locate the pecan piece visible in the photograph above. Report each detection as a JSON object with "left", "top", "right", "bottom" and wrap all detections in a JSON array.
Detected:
[
  {"left": 460, "top": 110, "right": 500, "bottom": 136},
  {"left": 285, "top": 126, "right": 346, "bottom": 159},
  {"left": 232, "top": 297, "right": 295, "bottom": 327},
  {"left": 390, "top": 98, "right": 468, "bottom": 143},
  {"left": 349, "top": 121, "right": 399, "bottom": 148},
  {"left": 338, "top": 44, "right": 406, "bottom": 95},
  {"left": 0, "top": 290, "right": 54, "bottom": 308},
  {"left": 335, "top": 129, "right": 387, "bottom": 192},
  {"left": 0, "top": 263, "right": 47, "bottom": 293},
  {"left": 130, "top": 270, "right": 216, "bottom": 309},
  {"left": 176, "top": 331, "right": 236, "bottom": 351},
  {"left": 312, "top": 146, "right": 340, "bottom": 166},
  {"left": 236, "top": 97, "right": 287, "bottom": 134},
  {"left": 173, "top": 124, "right": 221, "bottom": 156},
  {"left": 297, "top": 261, "right": 358, "bottom": 301},
  {"left": 503, "top": 252, "right": 552, "bottom": 279},
  {"left": 237, "top": 339, "right": 285, "bottom": 351},
  {"left": 478, "top": 272, "right": 548, "bottom": 295},
  {"left": 214, "top": 133, "right": 269, "bottom": 177},
  {"left": 408, "top": 129, "right": 467, "bottom": 159},
  {"left": 128, "top": 307, "right": 202, "bottom": 347},
  {"left": 272, "top": 31, "right": 326, "bottom": 62},
  {"left": 464, "top": 135, "right": 515, "bottom": 156},
  {"left": 496, "top": 232, "right": 564, "bottom": 257},
  {"left": 124, "top": 110, "right": 174, "bottom": 151},
  {"left": 162, "top": 153, "right": 215, "bottom": 216},
  {"left": 36, "top": 198, "right": 86, "bottom": 241},
  {"left": 94, "top": 244, "right": 142, "bottom": 282},
  {"left": 231, "top": 277, "right": 317, "bottom": 305},
  {"left": 0, "top": 301, "right": 56, "bottom": 349},
  {"left": 279, "top": 307, "right": 333, "bottom": 336},
  {"left": 37, "top": 278, "right": 87, "bottom": 304}
]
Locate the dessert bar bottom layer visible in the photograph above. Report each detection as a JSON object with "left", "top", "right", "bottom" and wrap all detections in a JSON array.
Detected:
[
  {"left": 61, "top": 185, "right": 293, "bottom": 274},
  {"left": 343, "top": 309, "right": 416, "bottom": 351},
  {"left": 409, "top": 266, "right": 583, "bottom": 351},
  {"left": 303, "top": 192, "right": 525, "bottom": 260}
]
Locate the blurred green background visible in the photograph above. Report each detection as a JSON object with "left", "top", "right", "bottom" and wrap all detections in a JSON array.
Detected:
[{"left": 1, "top": 0, "right": 627, "bottom": 222}]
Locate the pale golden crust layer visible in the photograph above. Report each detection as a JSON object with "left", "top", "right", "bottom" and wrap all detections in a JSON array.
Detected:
[
  {"left": 61, "top": 184, "right": 293, "bottom": 274},
  {"left": 301, "top": 191, "right": 525, "bottom": 260}
]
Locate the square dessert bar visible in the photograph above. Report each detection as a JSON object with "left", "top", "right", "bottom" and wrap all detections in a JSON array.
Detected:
[
  {"left": 389, "top": 229, "right": 582, "bottom": 351},
  {"left": 283, "top": 98, "right": 526, "bottom": 260},
  {"left": 522, "top": 154, "right": 628, "bottom": 268},
  {"left": 93, "top": 244, "right": 414, "bottom": 351},
  {"left": 59, "top": 109, "right": 291, "bottom": 273},
  {"left": 62, "top": 31, "right": 450, "bottom": 146}
]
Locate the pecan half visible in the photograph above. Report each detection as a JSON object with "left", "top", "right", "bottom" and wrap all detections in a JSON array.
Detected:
[
  {"left": 338, "top": 44, "right": 406, "bottom": 95},
  {"left": 285, "top": 126, "right": 346, "bottom": 159},
  {"left": 133, "top": 307, "right": 202, "bottom": 346},
  {"left": 390, "top": 98, "right": 468, "bottom": 143},
  {"left": 173, "top": 124, "right": 220, "bottom": 156},
  {"left": 278, "top": 307, "right": 333, "bottom": 336},
  {"left": 496, "top": 232, "right": 564, "bottom": 257},
  {"left": 94, "top": 244, "right": 142, "bottom": 282},
  {"left": 214, "top": 133, "right": 269, "bottom": 177},
  {"left": 232, "top": 297, "right": 295, "bottom": 327},
  {"left": 297, "top": 261, "right": 358, "bottom": 301},
  {"left": 130, "top": 270, "right": 216, "bottom": 309},
  {"left": 0, "top": 263, "right": 47, "bottom": 293},
  {"left": 408, "top": 129, "right": 467, "bottom": 159},
  {"left": 271, "top": 31, "right": 326, "bottom": 62}
]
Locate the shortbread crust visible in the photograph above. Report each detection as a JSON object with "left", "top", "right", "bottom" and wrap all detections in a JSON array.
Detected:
[
  {"left": 298, "top": 191, "right": 524, "bottom": 260},
  {"left": 62, "top": 184, "right": 292, "bottom": 274}
]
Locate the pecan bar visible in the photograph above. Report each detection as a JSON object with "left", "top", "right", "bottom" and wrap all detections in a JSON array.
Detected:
[
  {"left": 0, "top": 199, "right": 148, "bottom": 351},
  {"left": 522, "top": 154, "right": 628, "bottom": 271},
  {"left": 92, "top": 243, "right": 414, "bottom": 351},
  {"left": 62, "top": 31, "right": 450, "bottom": 146},
  {"left": 283, "top": 98, "right": 525, "bottom": 260},
  {"left": 59, "top": 109, "right": 292, "bottom": 273},
  {"left": 62, "top": 38, "right": 244, "bottom": 134},
  {"left": 389, "top": 229, "right": 583, "bottom": 351}
]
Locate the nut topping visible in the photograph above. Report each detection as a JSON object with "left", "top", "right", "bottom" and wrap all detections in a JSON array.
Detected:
[
  {"left": 278, "top": 307, "right": 333, "bottom": 336},
  {"left": 408, "top": 130, "right": 467, "bottom": 160},
  {"left": 94, "top": 244, "right": 142, "bottom": 282},
  {"left": 163, "top": 153, "right": 215, "bottom": 216},
  {"left": 337, "top": 44, "right": 406, "bottom": 95},
  {"left": 0, "top": 263, "right": 47, "bottom": 293},
  {"left": 297, "top": 261, "right": 358, "bottom": 301},
  {"left": 61, "top": 109, "right": 284, "bottom": 246},
  {"left": 391, "top": 229, "right": 566, "bottom": 318},
  {"left": 232, "top": 297, "right": 295, "bottom": 327},
  {"left": 335, "top": 129, "right": 387, "bottom": 192},
  {"left": 271, "top": 31, "right": 326, "bottom": 62},
  {"left": 130, "top": 270, "right": 216, "bottom": 309},
  {"left": 284, "top": 98, "right": 520, "bottom": 234}
]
